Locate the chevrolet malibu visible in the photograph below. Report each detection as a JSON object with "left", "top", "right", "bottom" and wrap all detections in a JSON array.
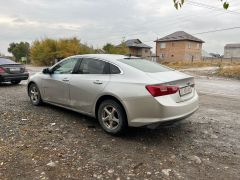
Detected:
[{"left": 27, "top": 54, "right": 199, "bottom": 135}]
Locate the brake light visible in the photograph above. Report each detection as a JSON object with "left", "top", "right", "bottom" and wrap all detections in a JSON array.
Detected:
[
  {"left": 0, "top": 67, "right": 5, "bottom": 74},
  {"left": 146, "top": 85, "right": 179, "bottom": 97}
]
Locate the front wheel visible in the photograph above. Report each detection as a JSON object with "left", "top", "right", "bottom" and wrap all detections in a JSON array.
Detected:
[
  {"left": 28, "top": 83, "right": 42, "bottom": 106},
  {"left": 98, "top": 100, "right": 128, "bottom": 135},
  {"left": 11, "top": 80, "right": 21, "bottom": 84}
]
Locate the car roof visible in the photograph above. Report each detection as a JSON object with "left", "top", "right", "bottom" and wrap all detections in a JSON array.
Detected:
[{"left": 70, "top": 54, "right": 139, "bottom": 62}]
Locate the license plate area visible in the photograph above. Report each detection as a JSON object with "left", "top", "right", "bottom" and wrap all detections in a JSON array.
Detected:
[
  {"left": 179, "top": 86, "right": 192, "bottom": 96},
  {"left": 9, "top": 67, "right": 21, "bottom": 73}
]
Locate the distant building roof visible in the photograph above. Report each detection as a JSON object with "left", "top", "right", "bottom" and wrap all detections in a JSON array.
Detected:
[
  {"left": 225, "top": 44, "right": 240, "bottom": 48},
  {"left": 155, "top": 31, "right": 205, "bottom": 43},
  {"left": 118, "top": 39, "right": 152, "bottom": 49}
]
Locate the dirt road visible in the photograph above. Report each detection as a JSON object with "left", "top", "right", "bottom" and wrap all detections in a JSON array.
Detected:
[
  {"left": 0, "top": 65, "right": 240, "bottom": 179},
  {"left": 0, "top": 68, "right": 239, "bottom": 179}
]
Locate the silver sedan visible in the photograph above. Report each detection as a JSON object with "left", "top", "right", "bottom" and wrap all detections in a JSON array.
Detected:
[{"left": 27, "top": 54, "right": 199, "bottom": 135}]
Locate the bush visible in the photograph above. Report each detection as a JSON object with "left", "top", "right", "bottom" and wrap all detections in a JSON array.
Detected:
[
  {"left": 216, "top": 65, "right": 240, "bottom": 79},
  {"left": 30, "top": 37, "right": 95, "bottom": 66},
  {"left": 103, "top": 42, "right": 129, "bottom": 55}
]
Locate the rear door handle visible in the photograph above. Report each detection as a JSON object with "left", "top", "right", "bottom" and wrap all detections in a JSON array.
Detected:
[
  {"left": 93, "top": 80, "right": 103, "bottom": 85},
  {"left": 62, "top": 78, "right": 69, "bottom": 82}
]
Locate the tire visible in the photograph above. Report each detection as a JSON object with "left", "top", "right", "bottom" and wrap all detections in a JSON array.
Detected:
[
  {"left": 97, "top": 100, "right": 128, "bottom": 135},
  {"left": 28, "top": 83, "right": 42, "bottom": 106},
  {"left": 11, "top": 80, "right": 21, "bottom": 84}
]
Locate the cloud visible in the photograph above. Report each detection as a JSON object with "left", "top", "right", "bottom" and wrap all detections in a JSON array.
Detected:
[{"left": 0, "top": 0, "right": 239, "bottom": 55}]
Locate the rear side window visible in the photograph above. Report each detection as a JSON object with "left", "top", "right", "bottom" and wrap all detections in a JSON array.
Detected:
[
  {"left": 78, "top": 58, "right": 108, "bottom": 74},
  {"left": 0, "top": 58, "right": 16, "bottom": 65},
  {"left": 118, "top": 59, "right": 171, "bottom": 73},
  {"left": 110, "top": 64, "right": 121, "bottom": 74}
]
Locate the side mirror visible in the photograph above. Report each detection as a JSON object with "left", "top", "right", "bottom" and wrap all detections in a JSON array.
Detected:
[{"left": 42, "top": 68, "right": 52, "bottom": 74}]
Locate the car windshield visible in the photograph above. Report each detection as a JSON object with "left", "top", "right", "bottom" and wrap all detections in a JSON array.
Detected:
[
  {"left": 0, "top": 58, "right": 17, "bottom": 65},
  {"left": 118, "top": 59, "right": 172, "bottom": 73}
]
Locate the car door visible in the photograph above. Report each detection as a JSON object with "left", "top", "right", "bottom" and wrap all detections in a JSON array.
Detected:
[
  {"left": 42, "top": 58, "right": 79, "bottom": 106},
  {"left": 69, "top": 58, "right": 110, "bottom": 114}
]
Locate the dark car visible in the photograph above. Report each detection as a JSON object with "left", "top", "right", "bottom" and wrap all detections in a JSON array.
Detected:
[{"left": 0, "top": 58, "right": 29, "bottom": 84}]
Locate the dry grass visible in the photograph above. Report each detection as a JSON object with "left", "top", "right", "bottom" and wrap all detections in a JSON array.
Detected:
[
  {"left": 162, "top": 61, "right": 240, "bottom": 69},
  {"left": 216, "top": 65, "right": 240, "bottom": 79}
]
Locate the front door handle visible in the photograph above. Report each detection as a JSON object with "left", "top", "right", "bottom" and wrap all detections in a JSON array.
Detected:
[
  {"left": 93, "top": 80, "right": 103, "bottom": 85},
  {"left": 62, "top": 78, "right": 69, "bottom": 82}
]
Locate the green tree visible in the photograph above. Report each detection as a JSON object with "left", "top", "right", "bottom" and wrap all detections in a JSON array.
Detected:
[
  {"left": 30, "top": 37, "right": 95, "bottom": 66},
  {"left": 115, "top": 42, "right": 129, "bottom": 55},
  {"left": 173, "top": 0, "right": 229, "bottom": 9},
  {"left": 103, "top": 42, "right": 129, "bottom": 55},
  {"left": 103, "top": 43, "right": 116, "bottom": 54},
  {"left": 30, "top": 38, "right": 57, "bottom": 66},
  {"left": 79, "top": 43, "right": 95, "bottom": 54},
  {"left": 56, "top": 37, "right": 82, "bottom": 59},
  {"left": 8, "top": 42, "right": 30, "bottom": 62}
]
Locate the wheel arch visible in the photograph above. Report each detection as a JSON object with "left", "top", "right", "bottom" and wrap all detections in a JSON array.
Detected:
[
  {"left": 27, "top": 81, "right": 35, "bottom": 96},
  {"left": 27, "top": 81, "right": 41, "bottom": 96},
  {"left": 94, "top": 95, "right": 128, "bottom": 124}
]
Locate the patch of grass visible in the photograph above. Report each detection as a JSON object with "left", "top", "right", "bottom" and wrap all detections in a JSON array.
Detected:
[
  {"left": 162, "top": 61, "right": 240, "bottom": 69},
  {"left": 162, "top": 61, "right": 212, "bottom": 69},
  {"left": 216, "top": 65, "right": 240, "bottom": 79}
]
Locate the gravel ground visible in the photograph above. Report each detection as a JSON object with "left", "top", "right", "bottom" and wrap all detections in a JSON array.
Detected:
[{"left": 0, "top": 82, "right": 240, "bottom": 180}]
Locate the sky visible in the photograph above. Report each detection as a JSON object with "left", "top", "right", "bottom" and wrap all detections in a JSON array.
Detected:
[{"left": 0, "top": 0, "right": 240, "bottom": 55}]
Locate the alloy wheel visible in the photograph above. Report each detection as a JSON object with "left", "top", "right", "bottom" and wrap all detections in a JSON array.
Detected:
[
  {"left": 30, "top": 86, "right": 39, "bottom": 104},
  {"left": 101, "top": 105, "right": 120, "bottom": 130}
]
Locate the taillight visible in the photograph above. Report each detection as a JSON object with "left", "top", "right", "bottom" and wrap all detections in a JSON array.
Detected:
[
  {"left": 0, "top": 67, "right": 5, "bottom": 74},
  {"left": 146, "top": 85, "right": 179, "bottom": 97}
]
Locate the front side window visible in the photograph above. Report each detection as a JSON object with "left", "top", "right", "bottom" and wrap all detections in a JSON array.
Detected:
[
  {"left": 52, "top": 58, "right": 78, "bottom": 74},
  {"left": 78, "top": 58, "right": 108, "bottom": 74}
]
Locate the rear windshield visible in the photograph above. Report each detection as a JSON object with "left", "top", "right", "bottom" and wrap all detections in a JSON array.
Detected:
[
  {"left": 118, "top": 59, "right": 171, "bottom": 73},
  {"left": 0, "top": 58, "right": 17, "bottom": 65}
]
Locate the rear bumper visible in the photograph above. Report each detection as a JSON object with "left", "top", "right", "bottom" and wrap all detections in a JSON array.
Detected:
[
  {"left": 0, "top": 73, "right": 29, "bottom": 82},
  {"left": 123, "top": 90, "right": 199, "bottom": 127}
]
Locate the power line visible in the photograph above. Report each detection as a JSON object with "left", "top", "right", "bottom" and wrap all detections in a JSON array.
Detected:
[
  {"left": 193, "top": 26, "right": 240, "bottom": 35},
  {"left": 142, "top": 26, "right": 240, "bottom": 43},
  {"left": 81, "top": 1, "right": 240, "bottom": 45},
  {"left": 86, "top": 8, "right": 240, "bottom": 43},
  {"left": 187, "top": 1, "right": 240, "bottom": 15}
]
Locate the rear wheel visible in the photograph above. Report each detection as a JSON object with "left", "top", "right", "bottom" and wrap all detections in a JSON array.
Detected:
[
  {"left": 98, "top": 100, "right": 127, "bottom": 135},
  {"left": 11, "top": 80, "right": 21, "bottom": 84},
  {"left": 29, "top": 83, "right": 42, "bottom": 106}
]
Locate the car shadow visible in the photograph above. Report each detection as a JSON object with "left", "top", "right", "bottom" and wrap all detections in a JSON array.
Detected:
[
  {"left": 0, "top": 82, "right": 26, "bottom": 87},
  {"left": 42, "top": 102, "right": 192, "bottom": 143},
  {"left": 43, "top": 102, "right": 100, "bottom": 126}
]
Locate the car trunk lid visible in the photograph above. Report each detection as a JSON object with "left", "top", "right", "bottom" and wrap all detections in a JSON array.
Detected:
[
  {"left": 146, "top": 71, "right": 195, "bottom": 102},
  {"left": 1, "top": 64, "right": 26, "bottom": 74}
]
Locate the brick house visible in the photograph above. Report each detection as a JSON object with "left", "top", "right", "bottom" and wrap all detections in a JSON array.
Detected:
[
  {"left": 155, "top": 31, "right": 204, "bottom": 62},
  {"left": 119, "top": 39, "right": 152, "bottom": 58}
]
